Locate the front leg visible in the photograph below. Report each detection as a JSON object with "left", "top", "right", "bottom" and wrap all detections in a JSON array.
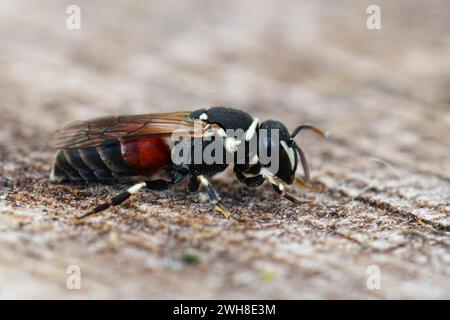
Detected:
[
  {"left": 270, "top": 182, "right": 311, "bottom": 204},
  {"left": 234, "top": 164, "right": 265, "bottom": 188},
  {"left": 261, "top": 169, "right": 313, "bottom": 205}
]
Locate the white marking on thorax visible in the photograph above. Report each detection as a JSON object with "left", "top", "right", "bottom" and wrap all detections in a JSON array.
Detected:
[
  {"left": 245, "top": 118, "right": 259, "bottom": 141},
  {"left": 225, "top": 137, "right": 242, "bottom": 152}
]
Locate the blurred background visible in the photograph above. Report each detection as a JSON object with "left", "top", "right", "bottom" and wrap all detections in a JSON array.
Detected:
[
  {"left": 0, "top": 0, "right": 449, "bottom": 299},
  {"left": 1, "top": 0, "right": 450, "bottom": 174}
]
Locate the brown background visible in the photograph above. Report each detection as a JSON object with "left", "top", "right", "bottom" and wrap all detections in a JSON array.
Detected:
[{"left": 0, "top": 0, "right": 449, "bottom": 299}]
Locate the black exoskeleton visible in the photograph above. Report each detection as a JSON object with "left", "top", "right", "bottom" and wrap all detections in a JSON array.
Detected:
[{"left": 50, "top": 106, "right": 325, "bottom": 220}]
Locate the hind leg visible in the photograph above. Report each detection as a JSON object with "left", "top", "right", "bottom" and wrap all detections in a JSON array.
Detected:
[
  {"left": 80, "top": 175, "right": 182, "bottom": 219},
  {"left": 79, "top": 182, "right": 147, "bottom": 219},
  {"left": 79, "top": 164, "right": 189, "bottom": 219}
]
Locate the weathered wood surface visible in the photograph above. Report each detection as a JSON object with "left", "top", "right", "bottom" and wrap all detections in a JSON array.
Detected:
[{"left": 0, "top": 0, "right": 449, "bottom": 299}]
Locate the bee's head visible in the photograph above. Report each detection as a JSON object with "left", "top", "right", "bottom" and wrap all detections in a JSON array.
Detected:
[{"left": 258, "top": 120, "right": 325, "bottom": 184}]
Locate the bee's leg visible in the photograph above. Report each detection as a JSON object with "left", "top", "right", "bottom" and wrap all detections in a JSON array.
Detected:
[
  {"left": 145, "top": 179, "right": 170, "bottom": 191},
  {"left": 187, "top": 176, "right": 210, "bottom": 202},
  {"left": 189, "top": 175, "right": 235, "bottom": 220},
  {"left": 261, "top": 170, "right": 313, "bottom": 205},
  {"left": 235, "top": 170, "right": 265, "bottom": 188},
  {"left": 236, "top": 163, "right": 261, "bottom": 175},
  {"left": 270, "top": 183, "right": 312, "bottom": 204},
  {"left": 234, "top": 164, "right": 265, "bottom": 188},
  {"left": 244, "top": 163, "right": 262, "bottom": 175},
  {"left": 239, "top": 175, "right": 265, "bottom": 188},
  {"left": 79, "top": 182, "right": 147, "bottom": 219}
]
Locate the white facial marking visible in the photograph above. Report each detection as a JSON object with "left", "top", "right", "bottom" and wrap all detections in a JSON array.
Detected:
[
  {"left": 245, "top": 118, "right": 259, "bottom": 141},
  {"left": 199, "top": 113, "right": 208, "bottom": 120},
  {"left": 281, "top": 141, "right": 296, "bottom": 169}
]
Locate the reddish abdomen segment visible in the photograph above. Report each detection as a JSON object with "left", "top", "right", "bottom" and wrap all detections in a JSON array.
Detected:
[
  {"left": 50, "top": 137, "right": 170, "bottom": 182},
  {"left": 120, "top": 137, "right": 170, "bottom": 176}
]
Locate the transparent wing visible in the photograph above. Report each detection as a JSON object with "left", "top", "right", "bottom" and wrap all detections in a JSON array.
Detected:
[{"left": 50, "top": 111, "right": 207, "bottom": 149}]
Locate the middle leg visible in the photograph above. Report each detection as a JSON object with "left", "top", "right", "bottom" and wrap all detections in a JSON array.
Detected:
[{"left": 190, "top": 175, "right": 237, "bottom": 220}]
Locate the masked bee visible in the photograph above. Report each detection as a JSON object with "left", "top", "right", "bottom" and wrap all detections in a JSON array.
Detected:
[{"left": 50, "top": 106, "right": 325, "bottom": 219}]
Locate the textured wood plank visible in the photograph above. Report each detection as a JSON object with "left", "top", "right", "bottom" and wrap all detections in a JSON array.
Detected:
[{"left": 0, "top": 0, "right": 449, "bottom": 299}]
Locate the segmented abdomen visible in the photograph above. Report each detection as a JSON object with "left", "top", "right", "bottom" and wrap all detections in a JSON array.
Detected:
[{"left": 50, "top": 138, "right": 170, "bottom": 182}]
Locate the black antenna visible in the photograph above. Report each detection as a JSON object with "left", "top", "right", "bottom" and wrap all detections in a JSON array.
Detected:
[
  {"left": 291, "top": 124, "right": 325, "bottom": 182},
  {"left": 293, "top": 143, "right": 310, "bottom": 182},
  {"left": 291, "top": 124, "right": 326, "bottom": 139}
]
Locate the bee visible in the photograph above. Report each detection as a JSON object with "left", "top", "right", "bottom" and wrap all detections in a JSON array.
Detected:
[{"left": 50, "top": 106, "right": 325, "bottom": 219}]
